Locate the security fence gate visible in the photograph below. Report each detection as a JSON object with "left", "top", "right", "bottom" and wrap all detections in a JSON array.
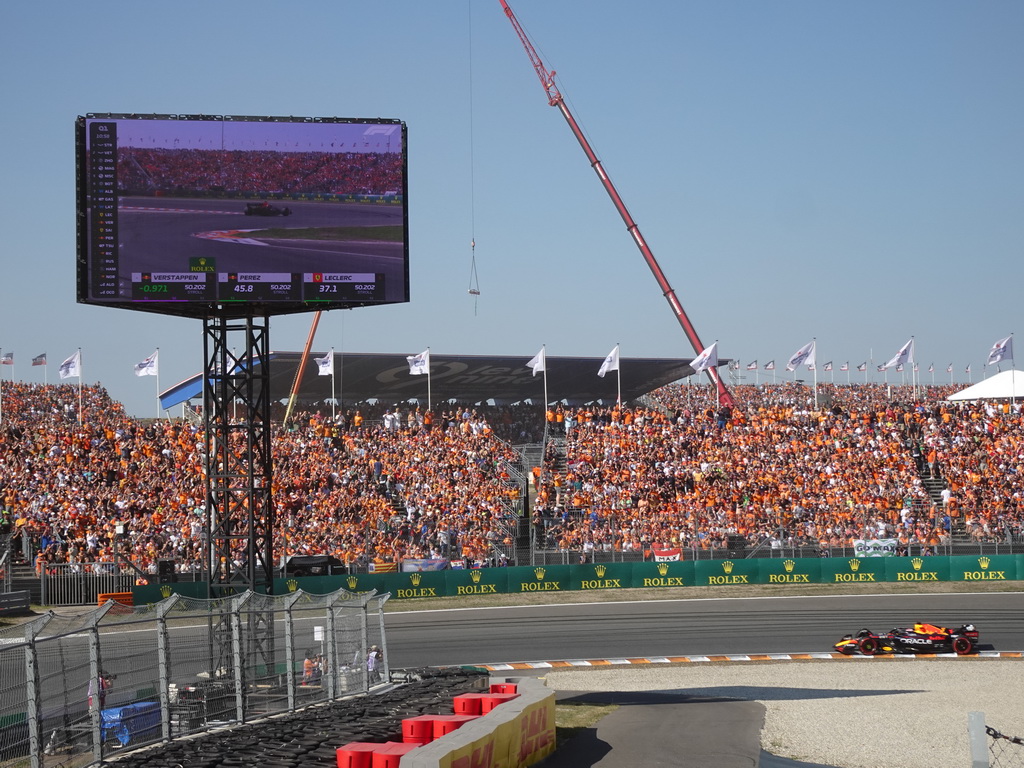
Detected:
[{"left": 0, "top": 587, "right": 388, "bottom": 768}]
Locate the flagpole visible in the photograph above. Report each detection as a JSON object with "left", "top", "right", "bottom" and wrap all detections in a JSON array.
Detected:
[
  {"left": 616, "top": 342, "right": 621, "bottom": 406},
  {"left": 812, "top": 338, "right": 818, "bottom": 408},
  {"left": 330, "top": 347, "right": 336, "bottom": 421},
  {"left": 155, "top": 348, "right": 161, "bottom": 419},
  {"left": 542, "top": 345, "right": 548, "bottom": 412},
  {"left": 77, "top": 347, "right": 83, "bottom": 424}
]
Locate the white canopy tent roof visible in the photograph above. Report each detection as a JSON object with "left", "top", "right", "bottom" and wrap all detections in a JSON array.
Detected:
[{"left": 947, "top": 369, "right": 1024, "bottom": 401}]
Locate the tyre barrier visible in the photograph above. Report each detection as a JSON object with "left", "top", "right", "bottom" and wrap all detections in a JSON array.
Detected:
[{"left": 107, "top": 668, "right": 488, "bottom": 768}]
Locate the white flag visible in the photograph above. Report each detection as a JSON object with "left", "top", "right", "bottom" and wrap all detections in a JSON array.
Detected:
[
  {"left": 59, "top": 350, "right": 82, "bottom": 380},
  {"left": 785, "top": 341, "right": 816, "bottom": 372},
  {"left": 526, "top": 347, "right": 546, "bottom": 377},
  {"left": 823, "top": 361, "right": 833, "bottom": 372},
  {"left": 315, "top": 349, "right": 334, "bottom": 377},
  {"left": 884, "top": 338, "right": 915, "bottom": 370},
  {"left": 987, "top": 335, "right": 1013, "bottom": 365},
  {"left": 746, "top": 360, "right": 757, "bottom": 371},
  {"left": 690, "top": 343, "right": 718, "bottom": 374},
  {"left": 407, "top": 349, "right": 430, "bottom": 376},
  {"left": 840, "top": 362, "right": 849, "bottom": 371},
  {"left": 598, "top": 345, "right": 619, "bottom": 378},
  {"left": 764, "top": 360, "right": 775, "bottom": 371},
  {"left": 133, "top": 349, "right": 159, "bottom": 377}
]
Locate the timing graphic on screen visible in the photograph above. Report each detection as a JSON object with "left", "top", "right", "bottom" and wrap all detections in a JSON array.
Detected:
[{"left": 77, "top": 114, "right": 409, "bottom": 318}]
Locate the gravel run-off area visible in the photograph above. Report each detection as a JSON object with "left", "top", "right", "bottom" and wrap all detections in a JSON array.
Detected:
[{"left": 545, "top": 658, "right": 1024, "bottom": 768}]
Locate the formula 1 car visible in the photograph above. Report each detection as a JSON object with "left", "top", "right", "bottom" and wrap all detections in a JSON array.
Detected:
[
  {"left": 244, "top": 201, "right": 292, "bottom": 216},
  {"left": 834, "top": 622, "right": 979, "bottom": 656}
]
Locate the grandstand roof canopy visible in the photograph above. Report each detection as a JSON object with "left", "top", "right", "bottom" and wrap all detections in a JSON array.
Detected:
[
  {"left": 947, "top": 369, "right": 1024, "bottom": 401},
  {"left": 160, "top": 352, "right": 714, "bottom": 410}
]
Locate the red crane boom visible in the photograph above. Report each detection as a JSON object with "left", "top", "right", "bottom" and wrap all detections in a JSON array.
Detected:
[{"left": 499, "top": 0, "right": 733, "bottom": 407}]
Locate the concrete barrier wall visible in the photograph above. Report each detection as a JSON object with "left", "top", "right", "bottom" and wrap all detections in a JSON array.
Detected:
[{"left": 401, "top": 677, "right": 555, "bottom": 768}]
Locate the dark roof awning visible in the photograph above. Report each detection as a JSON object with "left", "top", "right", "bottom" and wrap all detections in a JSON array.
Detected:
[{"left": 161, "top": 351, "right": 719, "bottom": 408}]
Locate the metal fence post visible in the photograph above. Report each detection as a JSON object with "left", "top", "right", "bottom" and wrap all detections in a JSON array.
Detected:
[
  {"left": 24, "top": 613, "right": 53, "bottom": 768},
  {"left": 359, "top": 597, "right": 369, "bottom": 693},
  {"left": 284, "top": 591, "right": 303, "bottom": 711},
  {"left": 232, "top": 592, "right": 252, "bottom": 724},
  {"left": 88, "top": 602, "right": 114, "bottom": 764},
  {"left": 156, "top": 594, "right": 181, "bottom": 742},
  {"left": 376, "top": 594, "right": 391, "bottom": 683},
  {"left": 968, "top": 711, "right": 989, "bottom": 768},
  {"left": 323, "top": 593, "right": 341, "bottom": 701}
]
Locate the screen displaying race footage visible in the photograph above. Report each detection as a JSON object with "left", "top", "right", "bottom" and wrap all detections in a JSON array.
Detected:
[{"left": 76, "top": 114, "right": 409, "bottom": 318}]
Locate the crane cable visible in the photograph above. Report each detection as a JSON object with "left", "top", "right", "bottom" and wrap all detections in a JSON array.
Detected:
[{"left": 467, "top": 0, "right": 481, "bottom": 312}]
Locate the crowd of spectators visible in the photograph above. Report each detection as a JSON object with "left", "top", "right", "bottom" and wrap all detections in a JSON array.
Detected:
[
  {"left": 533, "top": 382, "right": 1024, "bottom": 557},
  {"left": 0, "top": 378, "right": 1020, "bottom": 579},
  {"left": 0, "top": 384, "right": 521, "bottom": 578},
  {"left": 118, "top": 148, "right": 403, "bottom": 197}
]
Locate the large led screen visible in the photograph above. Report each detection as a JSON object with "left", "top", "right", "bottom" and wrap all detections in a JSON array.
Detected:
[{"left": 76, "top": 114, "right": 409, "bottom": 318}]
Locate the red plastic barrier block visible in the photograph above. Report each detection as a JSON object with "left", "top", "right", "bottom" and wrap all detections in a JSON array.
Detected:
[
  {"left": 336, "top": 742, "right": 379, "bottom": 768},
  {"left": 453, "top": 692, "right": 487, "bottom": 716},
  {"left": 371, "top": 742, "right": 418, "bottom": 768},
  {"left": 402, "top": 715, "right": 438, "bottom": 744},
  {"left": 480, "top": 692, "right": 520, "bottom": 713},
  {"left": 432, "top": 714, "right": 479, "bottom": 738},
  {"left": 489, "top": 682, "right": 519, "bottom": 695}
]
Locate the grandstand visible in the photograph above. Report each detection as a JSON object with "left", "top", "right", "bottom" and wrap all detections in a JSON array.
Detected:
[{"left": 1, "top": 377, "right": 1022, "bottom": 604}]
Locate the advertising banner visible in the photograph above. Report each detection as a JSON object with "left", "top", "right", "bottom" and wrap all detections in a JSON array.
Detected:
[
  {"left": 885, "top": 556, "right": 950, "bottom": 584},
  {"left": 569, "top": 562, "right": 634, "bottom": 592},
  {"left": 507, "top": 565, "right": 571, "bottom": 595},
  {"left": 819, "top": 556, "right": 888, "bottom": 584},
  {"left": 446, "top": 568, "right": 510, "bottom": 597},
  {"left": 387, "top": 570, "right": 448, "bottom": 599},
  {"left": 693, "top": 558, "right": 760, "bottom": 586},
  {"left": 948, "top": 555, "right": 1016, "bottom": 583},
  {"left": 631, "top": 561, "right": 695, "bottom": 589},
  {"left": 758, "top": 558, "right": 821, "bottom": 586},
  {"left": 853, "top": 539, "right": 899, "bottom": 557}
]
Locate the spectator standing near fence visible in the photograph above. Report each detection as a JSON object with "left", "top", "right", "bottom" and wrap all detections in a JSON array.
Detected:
[{"left": 88, "top": 671, "right": 114, "bottom": 709}]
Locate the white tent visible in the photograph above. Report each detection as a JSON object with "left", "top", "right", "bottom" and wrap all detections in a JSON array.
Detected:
[{"left": 947, "top": 369, "right": 1024, "bottom": 401}]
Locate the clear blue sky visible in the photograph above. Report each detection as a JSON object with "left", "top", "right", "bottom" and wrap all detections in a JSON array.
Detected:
[{"left": 1, "top": 1, "right": 1021, "bottom": 416}]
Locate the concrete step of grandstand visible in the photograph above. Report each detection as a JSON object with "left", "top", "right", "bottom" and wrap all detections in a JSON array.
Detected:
[{"left": 10, "top": 563, "right": 41, "bottom": 604}]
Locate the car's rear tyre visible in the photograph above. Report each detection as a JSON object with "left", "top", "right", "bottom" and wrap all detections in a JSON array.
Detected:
[
  {"left": 859, "top": 636, "right": 879, "bottom": 655},
  {"left": 953, "top": 636, "right": 974, "bottom": 655}
]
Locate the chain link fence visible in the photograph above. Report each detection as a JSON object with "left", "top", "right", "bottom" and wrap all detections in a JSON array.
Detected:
[
  {"left": 0, "top": 586, "right": 387, "bottom": 768},
  {"left": 988, "top": 726, "right": 1024, "bottom": 768}
]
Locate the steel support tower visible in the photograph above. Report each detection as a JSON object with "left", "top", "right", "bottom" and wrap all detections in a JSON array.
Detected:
[{"left": 203, "top": 314, "right": 275, "bottom": 597}]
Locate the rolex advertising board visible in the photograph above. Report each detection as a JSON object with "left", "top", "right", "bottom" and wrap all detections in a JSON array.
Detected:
[
  {"left": 630, "top": 561, "right": 694, "bottom": 589},
  {"left": 693, "top": 558, "right": 760, "bottom": 586},
  {"left": 885, "top": 556, "right": 950, "bottom": 583},
  {"left": 389, "top": 569, "right": 448, "bottom": 599},
  {"left": 446, "top": 568, "right": 509, "bottom": 596},
  {"left": 508, "top": 565, "right": 571, "bottom": 594},
  {"left": 569, "top": 562, "right": 633, "bottom": 592},
  {"left": 819, "top": 557, "right": 887, "bottom": 584},
  {"left": 948, "top": 555, "right": 1016, "bottom": 583},
  {"left": 759, "top": 557, "right": 821, "bottom": 585}
]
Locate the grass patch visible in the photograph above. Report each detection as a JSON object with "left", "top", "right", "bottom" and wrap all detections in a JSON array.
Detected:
[
  {"left": 555, "top": 702, "right": 618, "bottom": 747},
  {"left": 382, "top": 579, "right": 1024, "bottom": 613},
  {"left": 248, "top": 225, "right": 403, "bottom": 241}
]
